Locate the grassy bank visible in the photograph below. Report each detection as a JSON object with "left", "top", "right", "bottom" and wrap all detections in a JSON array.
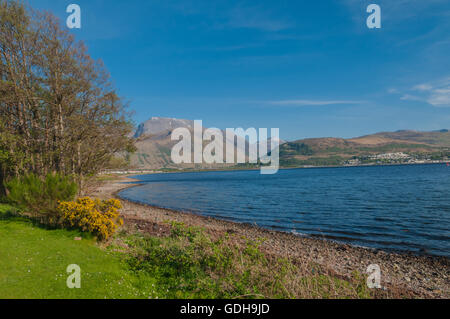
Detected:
[
  {"left": 0, "top": 204, "right": 144, "bottom": 299},
  {"left": 0, "top": 203, "right": 384, "bottom": 299}
]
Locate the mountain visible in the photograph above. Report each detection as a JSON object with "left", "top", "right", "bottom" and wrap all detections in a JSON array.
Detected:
[
  {"left": 125, "top": 119, "right": 449, "bottom": 170},
  {"left": 133, "top": 117, "right": 194, "bottom": 138},
  {"left": 280, "top": 130, "right": 450, "bottom": 167},
  {"left": 128, "top": 117, "right": 252, "bottom": 169},
  {"left": 360, "top": 130, "right": 450, "bottom": 147}
]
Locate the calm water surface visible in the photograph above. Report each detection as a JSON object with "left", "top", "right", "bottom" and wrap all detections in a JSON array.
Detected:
[{"left": 119, "top": 164, "right": 450, "bottom": 257}]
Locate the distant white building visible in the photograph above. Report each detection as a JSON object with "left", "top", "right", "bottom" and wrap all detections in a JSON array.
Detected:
[{"left": 369, "top": 152, "right": 410, "bottom": 160}]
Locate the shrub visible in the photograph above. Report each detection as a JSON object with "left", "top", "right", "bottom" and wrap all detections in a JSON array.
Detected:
[
  {"left": 59, "top": 197, "right": 123, "bottom": 240},
  {"left": 124, "top": 222, "right": 373, "bottom": 299},
  {"left": 4, "top": 173, "right": 77, "bottom": 223}
]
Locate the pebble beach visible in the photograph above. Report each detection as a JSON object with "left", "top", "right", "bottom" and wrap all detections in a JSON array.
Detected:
[{"left": 90, "top": 176, "right": 449, "bottom": 299}]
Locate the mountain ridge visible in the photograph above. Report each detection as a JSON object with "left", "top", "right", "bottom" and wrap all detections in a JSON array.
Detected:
[{"left": 126, "top": 118, "right": 449, "bottom": 169}]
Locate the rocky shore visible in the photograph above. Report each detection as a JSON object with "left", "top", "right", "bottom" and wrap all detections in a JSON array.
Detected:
[{"left": 91, "top": 176, "right": 449, "bottom": 299}]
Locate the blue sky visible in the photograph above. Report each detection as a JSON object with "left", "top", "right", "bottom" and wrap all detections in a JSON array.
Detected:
[{"left": 31, "top": 0, "right": 450, "bottom": 141}]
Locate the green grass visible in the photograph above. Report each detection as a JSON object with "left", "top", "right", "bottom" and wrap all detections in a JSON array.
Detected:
[
  {"left": 0, "top": 204, "right": 147, "bottom": 299},
  {"left": 0, "top": 204, "right": 384, "bottom": 299},
  {"left": 117, "top": 222, "right": 375, "bottom": 299}
]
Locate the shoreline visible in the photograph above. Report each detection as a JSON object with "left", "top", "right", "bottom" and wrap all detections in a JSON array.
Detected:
[
  {"left": 118, "top": 180, "right": 447, "bottom": 260},
  {"left": 91, "top": 175, "right": 449, "bottom": 298},
  {"left": 102, "top": 161, "right": 450, "bottom": 176}
]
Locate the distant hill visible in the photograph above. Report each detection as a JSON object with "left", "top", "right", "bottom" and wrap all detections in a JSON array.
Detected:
[
  {"left": 360, "top": 130, "right": 450, "bottom": 147},
  {"left": 280, "top": 130, "right": 450, "bottom": 167},
  {"left": 124, "top": 119, "right": 449, "bottom": 169}
]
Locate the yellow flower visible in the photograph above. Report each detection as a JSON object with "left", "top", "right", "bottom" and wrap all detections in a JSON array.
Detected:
[{"left": 58, "top": 197, "right": 123, "bottom": 240}]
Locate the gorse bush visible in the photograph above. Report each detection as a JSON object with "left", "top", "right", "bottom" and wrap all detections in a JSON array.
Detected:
[
  {"left": 4, "top": 173, "right": 77, "bottom": 222},
  {"left": 59, "top": 197, "right": 123, "bottom": 240}
]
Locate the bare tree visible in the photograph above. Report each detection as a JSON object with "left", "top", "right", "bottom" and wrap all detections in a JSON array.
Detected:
[{"left": 0, "top": 0, "right": 135, "bottom": 193}]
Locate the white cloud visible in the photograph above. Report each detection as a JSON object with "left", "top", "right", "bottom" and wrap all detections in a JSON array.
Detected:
[
  {"left": 387, "top": 88, "right": 399, "bottom": 94},
  {"left": 226, "top": 4, "right": 293, "bottom": 31},
  {"left": 413, "top": 84, "right": 433, "bottom": 91},
  {"left": 401, "top": 77, "right": 450, "bottom": 107},
  {"left": 400, "top": 94, "right": 421, "bottom": 101},
  {"left": 267, "top": 100, "right": 364, "bottom": 106},
  {"left": 428, "top": 88, "right": 450, "bottom": 106}
]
